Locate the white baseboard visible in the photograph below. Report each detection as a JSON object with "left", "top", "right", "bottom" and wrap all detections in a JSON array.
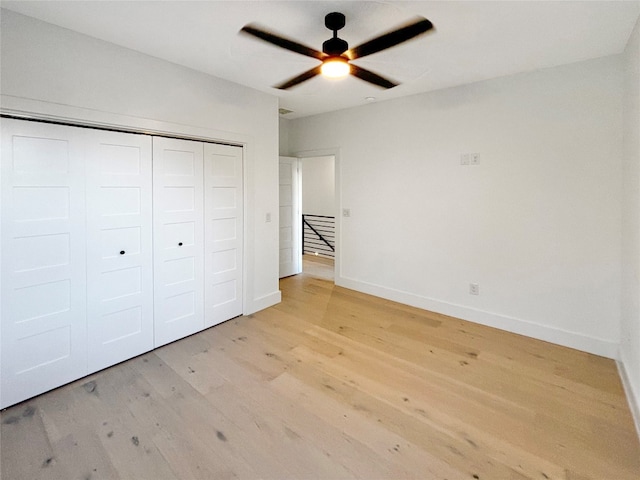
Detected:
[
  {"left": 617, "top": 360, "right": 640, "bottom": 441},
  {"left": 336, "top": 276, "right": 619, "bottom": 360},
  {"left": 246, "top": 290, "right": 281, "bottom": 315}
]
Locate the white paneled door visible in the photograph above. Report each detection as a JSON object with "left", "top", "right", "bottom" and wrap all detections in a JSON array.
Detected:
[
  {"left": 279, "top": 156, "right": 301, "bottom": 278},
  {"left": 152, "top": 137, "right": 205, "bottom": 347},
  {"left": 85, "top": 130, "right": 154, "bottom": 372},
  {"left": 204, "top": 143, "right": 243, "bottom": 327},
  {"left": 1, "top": 119, "right": 88, "bottom": 407}
]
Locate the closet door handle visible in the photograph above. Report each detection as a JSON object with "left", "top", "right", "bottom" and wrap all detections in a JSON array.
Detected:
[
  {"left": 119, "top": 250, "right": 125, "bottom": 255},
  {"left": 178, "top": 242, "right": 183, "bottom": 246}
]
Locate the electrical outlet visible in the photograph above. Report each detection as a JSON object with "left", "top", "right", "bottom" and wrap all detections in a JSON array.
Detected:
[
  {"left": 470, "top": 153, "right": 480, "bottom": 165},
  {"left": 343, "top": 208, "right": 351, "bottom": 217},
  {"left": 460, "top": 153, "right": 470, "bottom": 165},
  {"left": 469, "top": 283, "right": 479, "bottom": 295}
]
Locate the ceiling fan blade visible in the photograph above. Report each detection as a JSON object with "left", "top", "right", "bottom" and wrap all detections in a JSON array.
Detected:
[
  {"left": 240, "top": 24, "right": 326, "bottom": 61},
  {"left": 346, "top": 17, "right": 433, "bottom": 60},
  {"left": 350, "top": 64, "right": 398, "bottom": 89},
  {"left": 274, "top": 66, "right": 323, "bottom": 90}
]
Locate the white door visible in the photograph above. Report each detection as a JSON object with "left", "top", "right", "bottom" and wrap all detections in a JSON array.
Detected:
[
  {"left": 153, "top": 137, "right": 204, "bottom": 347},
  {"left": 279, "top": 157, "right": 301, "bottom": 278},
  {"left": 85, "top": 130, "right": 154, "bottom": 372},
  {"left": 204, "top": 143, "right": 243, "bottom": 326},
  {"left": 1, "top": 119, "right": 88, "bottom": 408}
]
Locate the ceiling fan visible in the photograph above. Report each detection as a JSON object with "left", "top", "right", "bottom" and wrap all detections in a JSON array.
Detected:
[{"left": 240, "top": 12, "right": 434, "bottom": 90}]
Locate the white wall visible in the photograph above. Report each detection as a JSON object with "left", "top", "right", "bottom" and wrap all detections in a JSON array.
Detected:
[
  {"left": 302, "top": 156, "right": 335, "bottom": 217},
  {"left": 621, "top": 16, "right": 640, "bottom": 427},
  {"left": 0, "top": 9, "right": 281, "bottom": 314},
  {"left": 290, "top": 55, "right": 623, "bottom": 358}
]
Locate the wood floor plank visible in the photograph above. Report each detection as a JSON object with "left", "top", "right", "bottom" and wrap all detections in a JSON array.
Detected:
[
  {"left": 1, "top": 402, "right": 71, "bottom": 480},
  {"left": 42, "top": 366, "right": 179, "bottom": 480},
  {"left": 270, "top": 371, "right": 468, "bottom": 479},
  {"left": 129, "top": 353, "right": 269, "bottom": 479},
  {"left": 284, "top": 343, "right": 550, "bottom": 479},
  {"left": 209, "top": 378, "right": 406, "bottom": 479},
  {"left": 205, "top": 381, "right": 359, "bottom": 480},
  {"left": 125, "top": 361, "right": 260, "bottom": 479},
  {"left": 51, "top": 427, "right": 122, "bottom": 480},
  {"left": 197, "top": 344, "right": 422, "bottom": 479}
]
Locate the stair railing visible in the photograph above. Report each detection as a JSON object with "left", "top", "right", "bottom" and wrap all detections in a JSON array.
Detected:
[{"left": 302, "top": 214, "right": 335, "bottom": 258}]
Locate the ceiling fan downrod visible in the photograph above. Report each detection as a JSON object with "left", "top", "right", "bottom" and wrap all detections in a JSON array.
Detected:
[{"left": 323, "top": 12, "right": 348, "bottom": 56}]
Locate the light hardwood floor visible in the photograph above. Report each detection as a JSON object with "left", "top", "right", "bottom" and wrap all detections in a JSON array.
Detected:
[
  {"left": 302, "top": 254, "right": 334, "bottom": 281},
  {"left": 1, "top": 267, "right": 639, "bottom": 479}
]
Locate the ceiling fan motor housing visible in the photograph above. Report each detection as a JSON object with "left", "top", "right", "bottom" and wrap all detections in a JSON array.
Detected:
[{"left": 323, "top": 37, "right": 348, "bottom": 55}]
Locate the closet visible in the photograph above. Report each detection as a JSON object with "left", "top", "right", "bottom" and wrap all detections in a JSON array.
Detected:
[{"left": 0, "top": 118, "right": 244, "bottom": 408}]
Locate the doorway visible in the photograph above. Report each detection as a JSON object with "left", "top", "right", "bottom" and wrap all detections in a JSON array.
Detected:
[
  {"left": 279, "top": 154, "right": 336, "bottom": 281},
  {"left": 301, "top": 155, "right": 335, "bottom": 281}
]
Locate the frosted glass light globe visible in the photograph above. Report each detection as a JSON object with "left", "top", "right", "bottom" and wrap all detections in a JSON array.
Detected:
[{"left": 321, "top": 58, "right": 350, "bottom": 78}]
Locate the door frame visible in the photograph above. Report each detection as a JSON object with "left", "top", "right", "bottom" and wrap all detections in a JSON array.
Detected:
[{"left": 294, "top": 148, "right": 341, "bottom": 282}]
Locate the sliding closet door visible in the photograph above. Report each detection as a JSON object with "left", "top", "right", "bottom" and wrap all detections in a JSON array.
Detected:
[
  {"left": 85, "top": 130, "right": 154, "bottom": 372},
  {"left": 204, "top": 143, "right": 243, "bottom": 327},
  {"left": 1, "top": 119, "right": 87, "bottom": 408},
  {"left": 153, "top": 137, "right": 204, "bottom": 346}
]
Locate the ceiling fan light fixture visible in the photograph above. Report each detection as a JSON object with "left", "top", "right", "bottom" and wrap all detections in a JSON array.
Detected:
[
  {"left": 240, "top": 12, "right": 433, "bottom": 89},
  {"left": 321, "top": 57, "right": 350, "bottom": 78}
]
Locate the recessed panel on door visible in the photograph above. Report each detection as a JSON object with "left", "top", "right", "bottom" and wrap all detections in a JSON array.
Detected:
[
  {"left": 164, "top": 291, "right": 196, "bottom": 323},
  {"left": 100, "top": 266, "right": 143, "bottom": 300},
  {"left": 85, "top": 130, "right": 154, "bottom": 373},
  {"left": 13, "top": 279, "right": 71, "bottom": 323},
  {"left": 164, "top": 221, "right": 195, "bottom": 248},
  {"left": 1, "top": 119, "right": 87, "bottom": 409},
  {"left": 13, "top": 186, "right": 70, "bottom": 222},
  {"left": 204, "top": 143, "right": 243, "bottom": 327},
  {"left": 153, "top": 137, "right": 204, "bottom": 346},
  {"left": 14, "top": 326, "right": 72, "bottom": 374},
  {"left": 100, "top": 187, "right": 141, "bottom": 216},
  {"left": 164, "top": 257, "right": 196, "bottom": 286},
  {"left": 164, "top": 186, "right": 196, "bottom": 212},
  {"left": 212, "top": 249, "right": 236, "bottom": 274},
  {"left": 98, "top": 307, "right": 143, "bottom": 345},
  {"left": 13, "top": 233, "right": 70, "bottom": 272},
  {"left": 100, "top": 226, "right": 142, "bottom": 258},
  {"left": 12, "top": 136, "right": 70, "bottom": 174},
  {"left": 99, "top": 144, "right": 141, "bottom": 175}
]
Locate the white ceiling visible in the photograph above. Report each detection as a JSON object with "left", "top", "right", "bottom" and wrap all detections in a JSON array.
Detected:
[{"left": 2, "top": 1, "right": 639, "bottom": 119}]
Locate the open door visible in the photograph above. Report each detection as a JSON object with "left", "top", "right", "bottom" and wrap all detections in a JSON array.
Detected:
[{"left": 279, "top": 157, "right": 302, "bottom": 278}]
